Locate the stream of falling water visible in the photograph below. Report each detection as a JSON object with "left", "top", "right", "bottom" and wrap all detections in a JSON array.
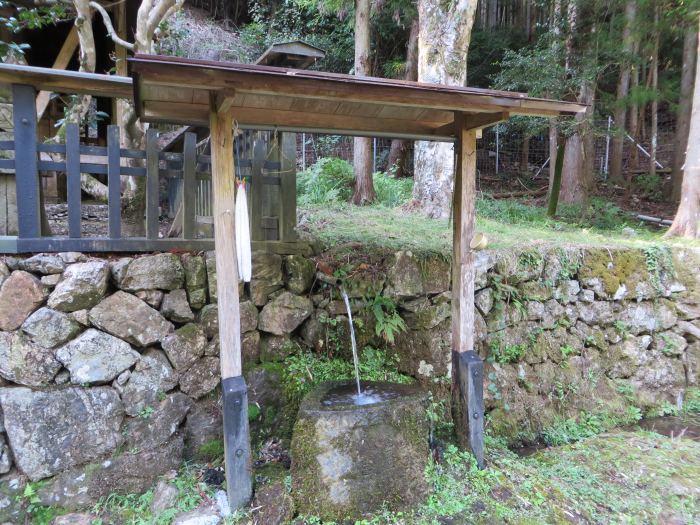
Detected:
[{"left": 341, "top": 288, "right": 362, "bottom": 397}]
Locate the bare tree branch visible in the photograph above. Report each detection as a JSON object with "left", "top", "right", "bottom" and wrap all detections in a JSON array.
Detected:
[{"left": 88, "top": 0, "right": 135, "bottom": 50}]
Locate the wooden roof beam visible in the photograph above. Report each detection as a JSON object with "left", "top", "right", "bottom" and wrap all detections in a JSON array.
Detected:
[
  {"left": 435, "top": 111, "right": 510, "bottom": 136},
  {"left": 215, "top": 89, "right": 236, "bottom": 113},
  {"left": 143, "top": 101, "right": 458, "bottom": 141},
  {"left": 0, "top": 63, "right": 132, "bottom": 99}
]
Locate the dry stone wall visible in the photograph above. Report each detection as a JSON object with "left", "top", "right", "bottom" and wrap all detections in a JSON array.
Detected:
[{"left": 0, "top": 245, "right": 697, "bottom": 519}]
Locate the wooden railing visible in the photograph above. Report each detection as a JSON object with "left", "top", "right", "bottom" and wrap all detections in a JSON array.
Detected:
[{"left": 0, "top": 84, "right": 298, "bottom": 254}]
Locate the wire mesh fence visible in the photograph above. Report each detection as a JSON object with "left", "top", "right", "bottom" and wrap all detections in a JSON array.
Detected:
[{"left": 295, "top": 114, "right": 677, "bottom": 182}]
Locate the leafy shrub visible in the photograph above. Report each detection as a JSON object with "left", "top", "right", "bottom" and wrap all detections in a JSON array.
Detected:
[
  {"left": 298, "top": 158, "right": 413, "bottom": 207},
  {"left": 634, "top": 174, "right": 662, "bottom": 199},
  {"left": 373, "top": 171, "right": 413, "bottom": 207},
  {"left": 368, "top": 295, "right": 406, "bottom": 343},
  {"left": 282, "top": 347, "right": 412, "bottom": 405},
  {"left": 297, "top": 157, "right": 354, "bottom": 206}
]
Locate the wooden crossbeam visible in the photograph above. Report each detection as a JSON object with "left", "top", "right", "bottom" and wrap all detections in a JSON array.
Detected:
[{"left": 36, "top": 26, "right": 80, "bottom": 121}]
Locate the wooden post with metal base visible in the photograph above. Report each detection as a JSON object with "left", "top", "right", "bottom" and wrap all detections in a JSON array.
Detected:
[
  {"left": 451, "top": 113, "right": 485, "bottom": 468},
  {"left": 208, "top": 92, "right": 253, "bottom": 508}
]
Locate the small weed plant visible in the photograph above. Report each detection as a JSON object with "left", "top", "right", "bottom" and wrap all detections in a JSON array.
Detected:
[{"left": 368, "top": 295, "right": 406, "bottom": 344}]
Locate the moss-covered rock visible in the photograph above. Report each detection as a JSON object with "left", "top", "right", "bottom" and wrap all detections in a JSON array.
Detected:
[
  {"left": 285, "top": 255, "right": 315, "bottom": 295},
  {"left": 291, "top": 381, "right": 430, "bottom": 521}
]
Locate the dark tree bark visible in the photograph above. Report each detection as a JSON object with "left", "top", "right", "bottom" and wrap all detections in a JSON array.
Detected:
[
  {"left": 386, "top": 19, "right": 418, "bottom": 178},
  {"left": 670, "top": 26, "right": 698, "bottom": 202},
  {"left": 351, "top": 0, "right": 376, "bottom": 205},
  {"left": 667, "top": 16, "right": 700, "bottom": 239},
  {"left": 609, "top": 0, "right": 636, "bottom": 184}
]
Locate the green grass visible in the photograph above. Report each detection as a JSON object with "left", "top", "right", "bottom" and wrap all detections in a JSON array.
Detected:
[
  {"left": 295, "top": 430, "right": 700, "bottom": 524},
  {"left": 298, "top": 197, "right": 698, "bottom": 257}
]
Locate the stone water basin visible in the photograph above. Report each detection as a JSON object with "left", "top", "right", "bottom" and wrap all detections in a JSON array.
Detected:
[{"left": 291, "top": 380, "right": 430, "bottom": 521}]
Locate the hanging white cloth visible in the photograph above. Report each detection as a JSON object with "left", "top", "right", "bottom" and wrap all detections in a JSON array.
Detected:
[{"left": 235, "top": 179, "right": 252, "bottom": 282}]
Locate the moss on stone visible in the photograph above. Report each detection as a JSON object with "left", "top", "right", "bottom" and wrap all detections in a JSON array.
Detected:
[{"left": 579, "top": 248, "right": 649, "bottom": 295}]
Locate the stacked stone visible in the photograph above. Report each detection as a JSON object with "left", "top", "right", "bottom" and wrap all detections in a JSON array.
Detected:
[
  {"left": 0, "top": 245, "right": 698, "bottom": 520},
  {"left": 0, "top": 249, "right": 317, "bottom": 520},
  {"left": 381, "top": 247, "right": 700, "bottom": 443}
]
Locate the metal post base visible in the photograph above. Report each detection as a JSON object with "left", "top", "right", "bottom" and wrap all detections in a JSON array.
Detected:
[
  {"left": 453, "top": 350, "right": 485, "bottom": 468},
  {"left": 222, "top": 376, "right": 253, "bottom": 509}
]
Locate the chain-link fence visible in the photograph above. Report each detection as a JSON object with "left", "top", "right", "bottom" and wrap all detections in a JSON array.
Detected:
[{"left": 296, "top": 114, "right": 677, "bottom": 182}]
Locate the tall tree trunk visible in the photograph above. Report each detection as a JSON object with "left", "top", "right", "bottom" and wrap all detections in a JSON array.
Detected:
[
  {"left": 386, "top": 19, "right": 419, "bottom": 178},
  {"left": 609, "top": 0, "right": 636, "bottom": 184},
  {"left": 412, "top": 0, "right": 478, "bottom": 219},
  {"left": 560, "top": 80, "right": 594, "bottom": 205},
  {"left": 649, "top": 5, "right": 659, "bottom": 179},
  {"left": 487, "top": 0, "right": 497, "bottom": 29},
  {"left": 558, "top": 0, "right": 590, "bottom": 206},
  {"left": 351, "top": 0, "right": 375, "bottom": 205},
  {"left": 670, "top": 26, "right": 698, "bottom": 202},
  {"left": 628, "top": 51, "right": 640, "bottom": 173},
  {"left": 666, "top": 15, "right": 700, "bottom": 239},
  {"left": 520, "top": 136, "right": 529, "bottom": 174}
]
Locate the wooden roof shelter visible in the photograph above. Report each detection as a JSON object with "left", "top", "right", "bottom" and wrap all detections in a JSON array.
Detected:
[
  {"left": 255, "top": 40, "right": 326, "bottom": 68},
  {"left": 0, "top": 57, "right": 584, "bottom": 512},
  {"left": 129, "top": 53, "right": 585, "bottom": 511},
  {"left": 130, "top": 54, "right": 584, "bottom": 140}
]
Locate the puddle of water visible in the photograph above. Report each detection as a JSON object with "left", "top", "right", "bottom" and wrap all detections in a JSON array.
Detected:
[
  {"left": 321, "top": 383, "right": 406, "bottom": 408},
  {"left": 511, "top": 414, "right": 700, "bottom": 458},
  {"left": 622, "top": 414, "right": 700, "bottom": 441}
]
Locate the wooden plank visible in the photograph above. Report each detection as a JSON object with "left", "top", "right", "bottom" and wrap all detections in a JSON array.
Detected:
[
  {"left": 250, "top": 137, "right": 265, "bottom": 241},
  {"left": 209, "top": 95, "right": 252, "bottom": 510},
  {"left": 65, "top": 123, "right": 81, "bottom": 238},
  {"left": 36, "top": 26, "right": 79, "bottom": 121},
  {"left": 278, "top": 132, "right": 296, "bottom": 241},
  {"left": 6, "top": 237, "right": 313, "bottom": 254},
  {"left": 451, "top": 113, "right": 483, "bottom": 467},
  {"left": 146, "top": 128, "right": 160, "bottom": 239},
  {"left": 37, "top": 143, "right": 66, "bottom": 153},
  {"left": 107, "top": 125, "right": 121, "bottom": 239},
  {"left": 182, "top": 132, "right": 197, "bottom": 239},
  {"left": 143, "top": 100, "right": 457, "bottom": 141},
  {"left": 0, "top": 64, "right": 132, "bottom": 99},
  {"left": 13, "top": 84, "right": 40, "bottom": 238}
]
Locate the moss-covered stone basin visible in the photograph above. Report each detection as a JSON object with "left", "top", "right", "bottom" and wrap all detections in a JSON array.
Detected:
[{"left": 290, "top": 380, "right": 430, "bottom": 521}]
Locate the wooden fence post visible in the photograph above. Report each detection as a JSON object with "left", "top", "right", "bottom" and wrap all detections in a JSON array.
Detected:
[
  {"left": 65, "top": 123, "right": 81, "bottom": 238},
  {"left": 278, "top": 132, "right": 297, "bottom": 241},
  {"left": 12, "top": 84, "right": 40, "bottom": 238},
  {"left": 250, "top": 136, "right": 264, "bottom": 242},
  {"left": 107, "top": 125, "right": 121, "bottom": 239},
  {"left": 209, "top": 92, "right": 252, "bottom": 510},
  {"left": 182, "top": 132, "right": 197, "bottom": 239},
  {"left": 451, "top": 113, "right": 484, "bottom": 468},
  {"left": 146, "top": 128, "right": 159, "bottom": 239}
]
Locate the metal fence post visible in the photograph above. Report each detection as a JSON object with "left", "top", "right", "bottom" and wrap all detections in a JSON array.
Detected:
[{"left": 495, "top": 125, "right": 500, "bottom": 175}]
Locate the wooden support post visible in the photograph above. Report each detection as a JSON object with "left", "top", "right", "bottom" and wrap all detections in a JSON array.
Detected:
[
  {"left": 451, "top": 113, "right": 484, "bottom": 468},
  {"left": 208, "top": 93, "right": 252, "bottom": 510},
  {"left": 13, "top": 84, "right": 40, "bottom": 238}
]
